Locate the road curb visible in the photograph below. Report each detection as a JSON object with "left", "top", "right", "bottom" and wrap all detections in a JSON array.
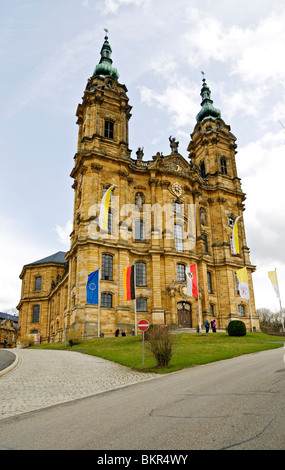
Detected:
[{"left": 0, "top": 351, "right": 19, "bottom": 378}]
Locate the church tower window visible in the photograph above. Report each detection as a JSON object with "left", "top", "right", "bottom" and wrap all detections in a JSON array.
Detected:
[
  {"left": 221, "top": 157, "right": 228, "bottom": 174},
  {"left": 35, "top": 276, "right": 42, "bottom": 291},
  {"left": 104, "top": 120, "right": 114, "bottom": 139},
  {"left": 200, "top": 161, "right": 206, "bottom": 179}
]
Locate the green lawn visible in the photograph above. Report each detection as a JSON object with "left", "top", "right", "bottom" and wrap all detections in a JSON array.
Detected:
[{"left": 32, "top": 332, "right": 284, "bottom": 374}]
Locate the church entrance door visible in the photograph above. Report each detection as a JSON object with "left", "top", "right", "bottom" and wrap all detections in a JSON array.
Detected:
[{"left": 177, "top": 302, "right": 192, "bottom": 328}]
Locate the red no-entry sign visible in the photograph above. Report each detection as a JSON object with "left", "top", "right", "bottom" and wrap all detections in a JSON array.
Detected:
[{"left": 138, "top": 319, "right": 149, "bottom": 332}]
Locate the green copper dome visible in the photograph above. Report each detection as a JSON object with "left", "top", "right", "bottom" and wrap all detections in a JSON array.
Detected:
[
  {"left": 196, "top": 74, "right": 221, "bottom": 123},
  {"left": 93, "top": 30, "right": 119, "bottom": 80}
]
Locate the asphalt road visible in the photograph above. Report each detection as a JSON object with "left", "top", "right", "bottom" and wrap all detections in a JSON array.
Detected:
[
  {"left": 1, "top": 347, "right": 285, "bottom": 450},
  {"left": 0, "top": 350, "right": 16, "bottom": 371}
]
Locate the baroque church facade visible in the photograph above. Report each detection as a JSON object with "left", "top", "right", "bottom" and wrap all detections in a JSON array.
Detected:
[{"left": 17, "top": 33, "right": 259, "bottom": 342}]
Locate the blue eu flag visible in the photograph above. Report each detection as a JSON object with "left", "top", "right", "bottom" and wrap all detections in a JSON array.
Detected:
[{"left": 86, "top": 270, "right": 99, "bottom": 304}]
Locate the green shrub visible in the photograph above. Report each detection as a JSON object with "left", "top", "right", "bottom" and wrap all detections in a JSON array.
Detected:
[
  {"left": 145, "top": 325, "right": 173, "bottom": 367},
  {"left": 227, "top": 320, "right": 246, "bottom": 336}
]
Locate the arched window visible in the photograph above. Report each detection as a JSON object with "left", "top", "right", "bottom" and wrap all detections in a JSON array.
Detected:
[
  {"left": 101, "top": 293, "right": 113, "bottom": 308},
  {"left": 32, "top": 305, "right": 40, "bottom": 323},
  {"left": 101, "top": 254, "right": 113, "bottom": 280}
]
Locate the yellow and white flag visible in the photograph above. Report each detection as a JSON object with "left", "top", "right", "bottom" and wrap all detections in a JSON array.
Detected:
[
  {"left": 98, "top": 185, "right": 115, "bottom": 230},
  {"left": 268, "top": 270, "right": 280, "bottom": 299},
  {"left": 231, "top": 216, "right": 241, "bottom": 255},
  {"left": 236, "top": 267, "right": 250, "bottom": 299}
]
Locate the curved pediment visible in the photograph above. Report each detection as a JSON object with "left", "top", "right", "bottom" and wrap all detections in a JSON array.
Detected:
[{"left": 148, "top": 153, "right": 191, "bottom": 177}]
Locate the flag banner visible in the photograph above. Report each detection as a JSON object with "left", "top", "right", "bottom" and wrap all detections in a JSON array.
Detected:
[
  {"left": 186, "top": 264, "right": 199, "bottom": 297},
  {"left": 236, "top": 267, "right": 250, "bottom": 299},
  {"left": 231, "top": 215, "right": 241, "bottom": 255},
  {"left": 123, "top": 265, "right": 136, "bottom": 300},
  {"left": 98, "top": 185, "right": 115, "bottom": 231},
  {"left": 268, "top": 270, "right": 280, "bottom": 299},
  {"left": 86, "top": 269, "right": 99, "bottom": 304}
]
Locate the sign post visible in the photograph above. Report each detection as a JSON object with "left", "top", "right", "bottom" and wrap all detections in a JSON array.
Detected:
[{"left": 137, "top": 319, "right": 150, "bottom": 366}]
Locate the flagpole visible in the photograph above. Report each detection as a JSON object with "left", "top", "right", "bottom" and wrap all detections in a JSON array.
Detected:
[
  {"left": 246, "top": 267, "right": 253, "bottom": 332},
  {"left": 98, "top": 269, "right": 100, "bottom": 338},
  {"left": 134, "top": 264, "right": 137, "bottom": 336},
  {"left": 276, "top": 269, "right": 284, "bottom": 332},
  {"left": 196, "top": 264, "right": 202, "bottom": 331}
]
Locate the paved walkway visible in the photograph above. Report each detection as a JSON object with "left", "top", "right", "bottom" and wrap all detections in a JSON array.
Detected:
[{"left": 0, "top": 349, "right": 158, "bottom": 420}]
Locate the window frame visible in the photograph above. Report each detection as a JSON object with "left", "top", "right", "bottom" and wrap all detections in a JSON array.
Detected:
[
  {"left": 238, "top": 304, "right": 245, "bottom": 317},
  {"left": 221, "top": 157, "right": 228, "bottom": 175},
  {"left": 174, "top": 223, "right": 184, "bottom": 252},
  {"left": 101, "top": 293, "right": 113, "bottom": 308},
  {"left": 136, "top": 298, "right": 148, "bottom": 312},
  {"left": 134, "top": 220, "right": 145, "bottom": 241},
  {"left": 104, "top": 120, "right": 114, "bottom": 139},
  {"left": 35, "top": 276, "right": 42, "bottom": 292},
  {"left": 135, "top": 262, "right": 147, "bottom": 287},
  {"left": 32, "top": 305, "right": 40, "bottom": 323},
  {"left": 177, "top": 263, "right": 186, "bottom": 282},
  {"left": 101, "top": 254, "right": 113, "bottom": 281}
]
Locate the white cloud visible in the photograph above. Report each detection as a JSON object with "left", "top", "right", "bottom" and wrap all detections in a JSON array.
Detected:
[{"left": 55, "top": 221, "right": 72, "bottom": 247}]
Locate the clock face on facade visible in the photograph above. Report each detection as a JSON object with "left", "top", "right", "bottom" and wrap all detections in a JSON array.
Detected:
[{"left": 172, "top": 183, "right": 182, "bottom": 197}]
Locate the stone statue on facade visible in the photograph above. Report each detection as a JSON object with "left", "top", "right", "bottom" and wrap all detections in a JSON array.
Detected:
[{"left": 169, "top": 136, "right": 179, "bottom": 154}]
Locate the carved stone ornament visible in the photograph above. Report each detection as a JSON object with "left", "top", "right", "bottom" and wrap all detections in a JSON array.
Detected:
[
  {"left": 180, "top": 284, "right": 188, "bottom": 298},
  {"left": 171, "top": 182, "right": 182, "bottom": 197}
]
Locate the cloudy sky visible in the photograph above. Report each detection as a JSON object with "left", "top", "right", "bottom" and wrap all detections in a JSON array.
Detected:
[{"left": 1, "top": 0, "right": 285, "bottom": 314}]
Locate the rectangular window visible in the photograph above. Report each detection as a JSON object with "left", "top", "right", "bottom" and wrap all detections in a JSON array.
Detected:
[
  {"left": 135, "top": 262, "right": 146, "bottom": 287},
  {"left": 238, "top": 304, "right": 245, "bottom": 317},
  {"left": 235, "top": 273, "right": 240, "bottom": 295},
  {"left": 207, "top": 271, "right": 213, "bottom": 294},
  {"left": 104, "top": 121, "right": 114, "bottom": 139},
  {"left": 35, "top": 276, "right": 42, "bottom": 291},
  {"left": 173, "top": 202, "right": 182, "bottom": 214},
  {"left": 32, "top": 305, "right": 40, "bottom": 323},
  {"left": 135, "top": 220, "right": 145, "bottom": 241},
  {"left": 221, "top": 158, "right": 228, "bottom": 175},
  {"left": 101, "top": 254, "right": 113, "bottom": 281},
  {"left": 101, "top": 293, "right": 112, "bottom": 308},
  {"left": 174, "top": 224, "right": 184, "bottom": 252},
  {"left": 177, "top": 263, "right": 186, "bottom": 282},
  {"left": 136, "top": 298, "right": 147, "bottom": 312},
  {"left": 108, "top": 211, "right": 113, "bottom": 235}
]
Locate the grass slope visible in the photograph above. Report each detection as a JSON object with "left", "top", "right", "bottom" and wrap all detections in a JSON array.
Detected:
[{"left": 32, "top": 332, "right": 284, "bottom": 374}]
